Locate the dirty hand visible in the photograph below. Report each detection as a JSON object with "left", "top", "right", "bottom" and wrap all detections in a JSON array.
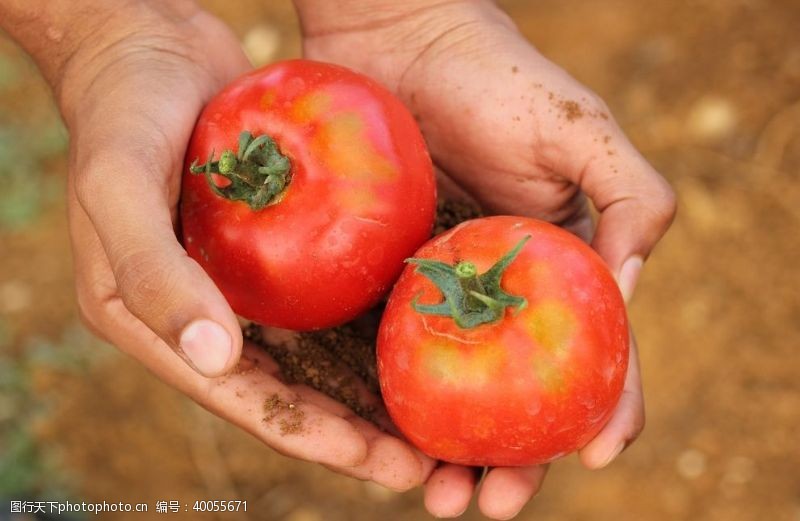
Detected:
[
  {"left": 0, "top": 0, "right": 433, "bottom": 491},
  {"left": 297, "top": 0, "right": 676, "bottom": 517}
]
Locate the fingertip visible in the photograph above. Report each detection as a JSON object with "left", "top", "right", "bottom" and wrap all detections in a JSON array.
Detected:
[
  {"left": 477, "top": 467, "right": 546, "bottom": 520},
  {"left": 178, "top": 319, "right": 231, "bottom": 377},
  {"left": 424, "top": 464, "right": 476, "bottom": 518},
  {"left": 579, "top": 440, "right": 625, "bottom": 470},
  {"left": 579, "top": 376, "right": 644, "bottom": 469},
  {"left": 309, "top": 417, "right": 370, "bottom": 469},
  {"left": 380, "top": 439, "right": 428, "bottom": 492},
  {"left": 337, "top": 433, "right": 370, "bottom": 468}
]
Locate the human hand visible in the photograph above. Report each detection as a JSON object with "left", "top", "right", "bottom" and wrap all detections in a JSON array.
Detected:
[
  {"left": 296, "top": 0, "right": 676, "bottom": 517},
  {"left": 0, "top": 0, "right": 433, "bottom": 491}
]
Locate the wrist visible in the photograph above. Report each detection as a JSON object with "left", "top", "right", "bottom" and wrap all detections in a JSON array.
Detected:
[
  {"left": 295, "top": 0, "right": 512, "bottom": 92},
  {"left": 0, "top": 1, "right": 104, "bottom": 86},
  {"left": 0, "top": 0, "right": 200, "bottom": 116}
]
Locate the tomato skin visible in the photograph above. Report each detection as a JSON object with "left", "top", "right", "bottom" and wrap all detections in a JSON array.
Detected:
[
  {"left": 377, "top": 216, "right": 629, "bottom": 467},
  {"left": 181, "top": 60, "right": 436, "bottom": 330}
]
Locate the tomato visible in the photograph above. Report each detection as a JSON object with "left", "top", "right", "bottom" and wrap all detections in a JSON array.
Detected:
[
  {"left": 377, "top": 216, "right": 628, "bottom": 466},
  {"left": 181, "top": 60, "right": 436, "bottom": 330}
]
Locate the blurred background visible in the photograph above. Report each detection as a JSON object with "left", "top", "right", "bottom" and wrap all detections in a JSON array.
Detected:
[{"left": 1, "top": 0, "right": 799, "bottom": 519}]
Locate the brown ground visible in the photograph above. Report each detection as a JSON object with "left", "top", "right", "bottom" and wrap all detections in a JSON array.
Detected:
[{"left": 1, "top": 0, "right": 799, "bottom": 520}]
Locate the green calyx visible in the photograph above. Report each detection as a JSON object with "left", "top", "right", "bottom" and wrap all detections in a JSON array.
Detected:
[
  {"left": 407, "top": 235, "right": 531, "bottom": 329},
  {"left": 190, "top": 131, "right": 291, "bottom": 211}
]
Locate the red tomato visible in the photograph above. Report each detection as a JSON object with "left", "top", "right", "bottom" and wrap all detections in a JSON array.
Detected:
[
  {"left": 181, "top": 60, "right": 436, "bottom": 330},
  {"left": 377, "top": 216, "right": 628, "bottom": 466}
]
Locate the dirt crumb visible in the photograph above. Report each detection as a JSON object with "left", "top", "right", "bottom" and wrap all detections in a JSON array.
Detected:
[
  {"left": 262, "top": 392, "right": 305, "bottom": 435},
  {"left": 511, "top": 65, "right": 519, "bottom": 73}
]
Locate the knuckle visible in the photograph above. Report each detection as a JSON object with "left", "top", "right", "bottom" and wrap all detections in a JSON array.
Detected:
[
  {"left": 72, "top": 139, "right": 168, "bottom": 212},
  {"left": 629, "top": 403, "right": 646, "bottom": 440},
  {"left": 587, "top": 91, "right": 612, "bottom": 115},
  {"left": 74, "top": 285, "right": 109, "bottom": 341},
  {"left": 72, "top": 151, "right": 112, "bottom": 210},
  {"left": 649, "top": 180, "right": 678, "bottom": 227}
]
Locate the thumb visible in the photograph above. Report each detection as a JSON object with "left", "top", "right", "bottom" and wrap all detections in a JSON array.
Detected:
[
  {"left": 574, "top": 128, "right": 676, "bottom": 300},
  {"left": 74, "top": 144, "right": 243, "bottom": 377}
]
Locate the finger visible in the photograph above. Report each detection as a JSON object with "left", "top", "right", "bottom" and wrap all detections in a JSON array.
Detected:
[
  {"left": 68, "top": 187, "right": 368, "bottom": 468},
  {"left": 424, "top": 464, "right": 479, "bottom": 518},
  {"left": 477, "top": 466, "right": 548, "bottom": 520},
  {"left": 93, "top": 301, "right": 369, "bottom": 467},
  {"left": 201, "top": 342, "right": 370, "bottom": 467},
  {"left": 564, "top": 117, "right": 676, "bottom": 289},
  {"left": 324, "top": 414, "right": 436, "bottom": 492},
  {"left": 290, "top": 381, "right": 395, "bottom": 436},
  {"left": 579, "top": 332, "right": 645, "bottom": 469},
  {"left": 72, "top": 123, "right": 242, "bottom": 377}
]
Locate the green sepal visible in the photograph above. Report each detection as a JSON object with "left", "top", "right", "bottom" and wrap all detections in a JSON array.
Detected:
[
  {"left": 407, "top": 235, "right": 531, "bottom": 329},
  {"left": 189, "top": 130, "right": 291, "bottom": 211}
]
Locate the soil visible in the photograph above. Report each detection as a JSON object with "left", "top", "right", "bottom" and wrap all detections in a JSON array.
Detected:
[
  {"left": 2, "top": 1, "right": 800, "bottom": 520},
  {"left": 246, "top": 322, "right": 378, "bottom": 424}
]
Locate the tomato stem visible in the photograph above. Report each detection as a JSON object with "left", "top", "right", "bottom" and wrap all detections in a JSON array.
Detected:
[
  {"left": 407, "top": 236, "right": 530, "bottom": 329},
  {"left": 189, "top": 131, "right": 291, "bottom": 210}
]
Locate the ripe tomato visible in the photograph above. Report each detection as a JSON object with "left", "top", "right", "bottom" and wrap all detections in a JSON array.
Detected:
[
  {"left": 181, "top": 60, "right": 436, "bottom": 330},
  {"left": 377, "top": 216, "right": 628, "bottom": 466}
]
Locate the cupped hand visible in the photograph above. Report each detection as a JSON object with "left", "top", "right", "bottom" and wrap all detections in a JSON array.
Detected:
[
  {"left": 57, "top": 2, "right": 433, "bottom": 491},
  {"left": 300, "top": 0, "right": 675, "bottom": 517}
]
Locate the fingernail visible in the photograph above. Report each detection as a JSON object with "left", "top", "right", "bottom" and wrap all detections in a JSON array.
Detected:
[
  {"left": 600, "top": 441, "right": 626, "bottom": 468},
  {"left": 179, "top": 319, "right": 232, "bottom": 376},
  {"left": 617, "top": 256, "right": 643, "bottom": 303}
]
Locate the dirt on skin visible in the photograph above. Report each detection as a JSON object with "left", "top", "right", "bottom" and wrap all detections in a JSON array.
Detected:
[
  {"left": 263, "top": 393, "right": 305, "bottom": 436},
  {"left": 3, "top": 1, "right": 800, "bottom": 520}
]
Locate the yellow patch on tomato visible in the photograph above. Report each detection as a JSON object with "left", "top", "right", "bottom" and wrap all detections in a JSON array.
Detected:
[
  {"left": 339, "top": 187, "right": 377, "bottom": 212},
  {"left": 291, "top": 91, "right": 332, "bottom": 122},
  {"left": 526, "top": 300, "right": 577, "bottom": 358},
  {"left": 312, "top": 112, "right": 397, "bottom": 181},
  {"left": 532, "top": 357, "right": 566, "bottom": 393},
  {"left": 421, "top": 341, "right": 503, "bottom": 387}
]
